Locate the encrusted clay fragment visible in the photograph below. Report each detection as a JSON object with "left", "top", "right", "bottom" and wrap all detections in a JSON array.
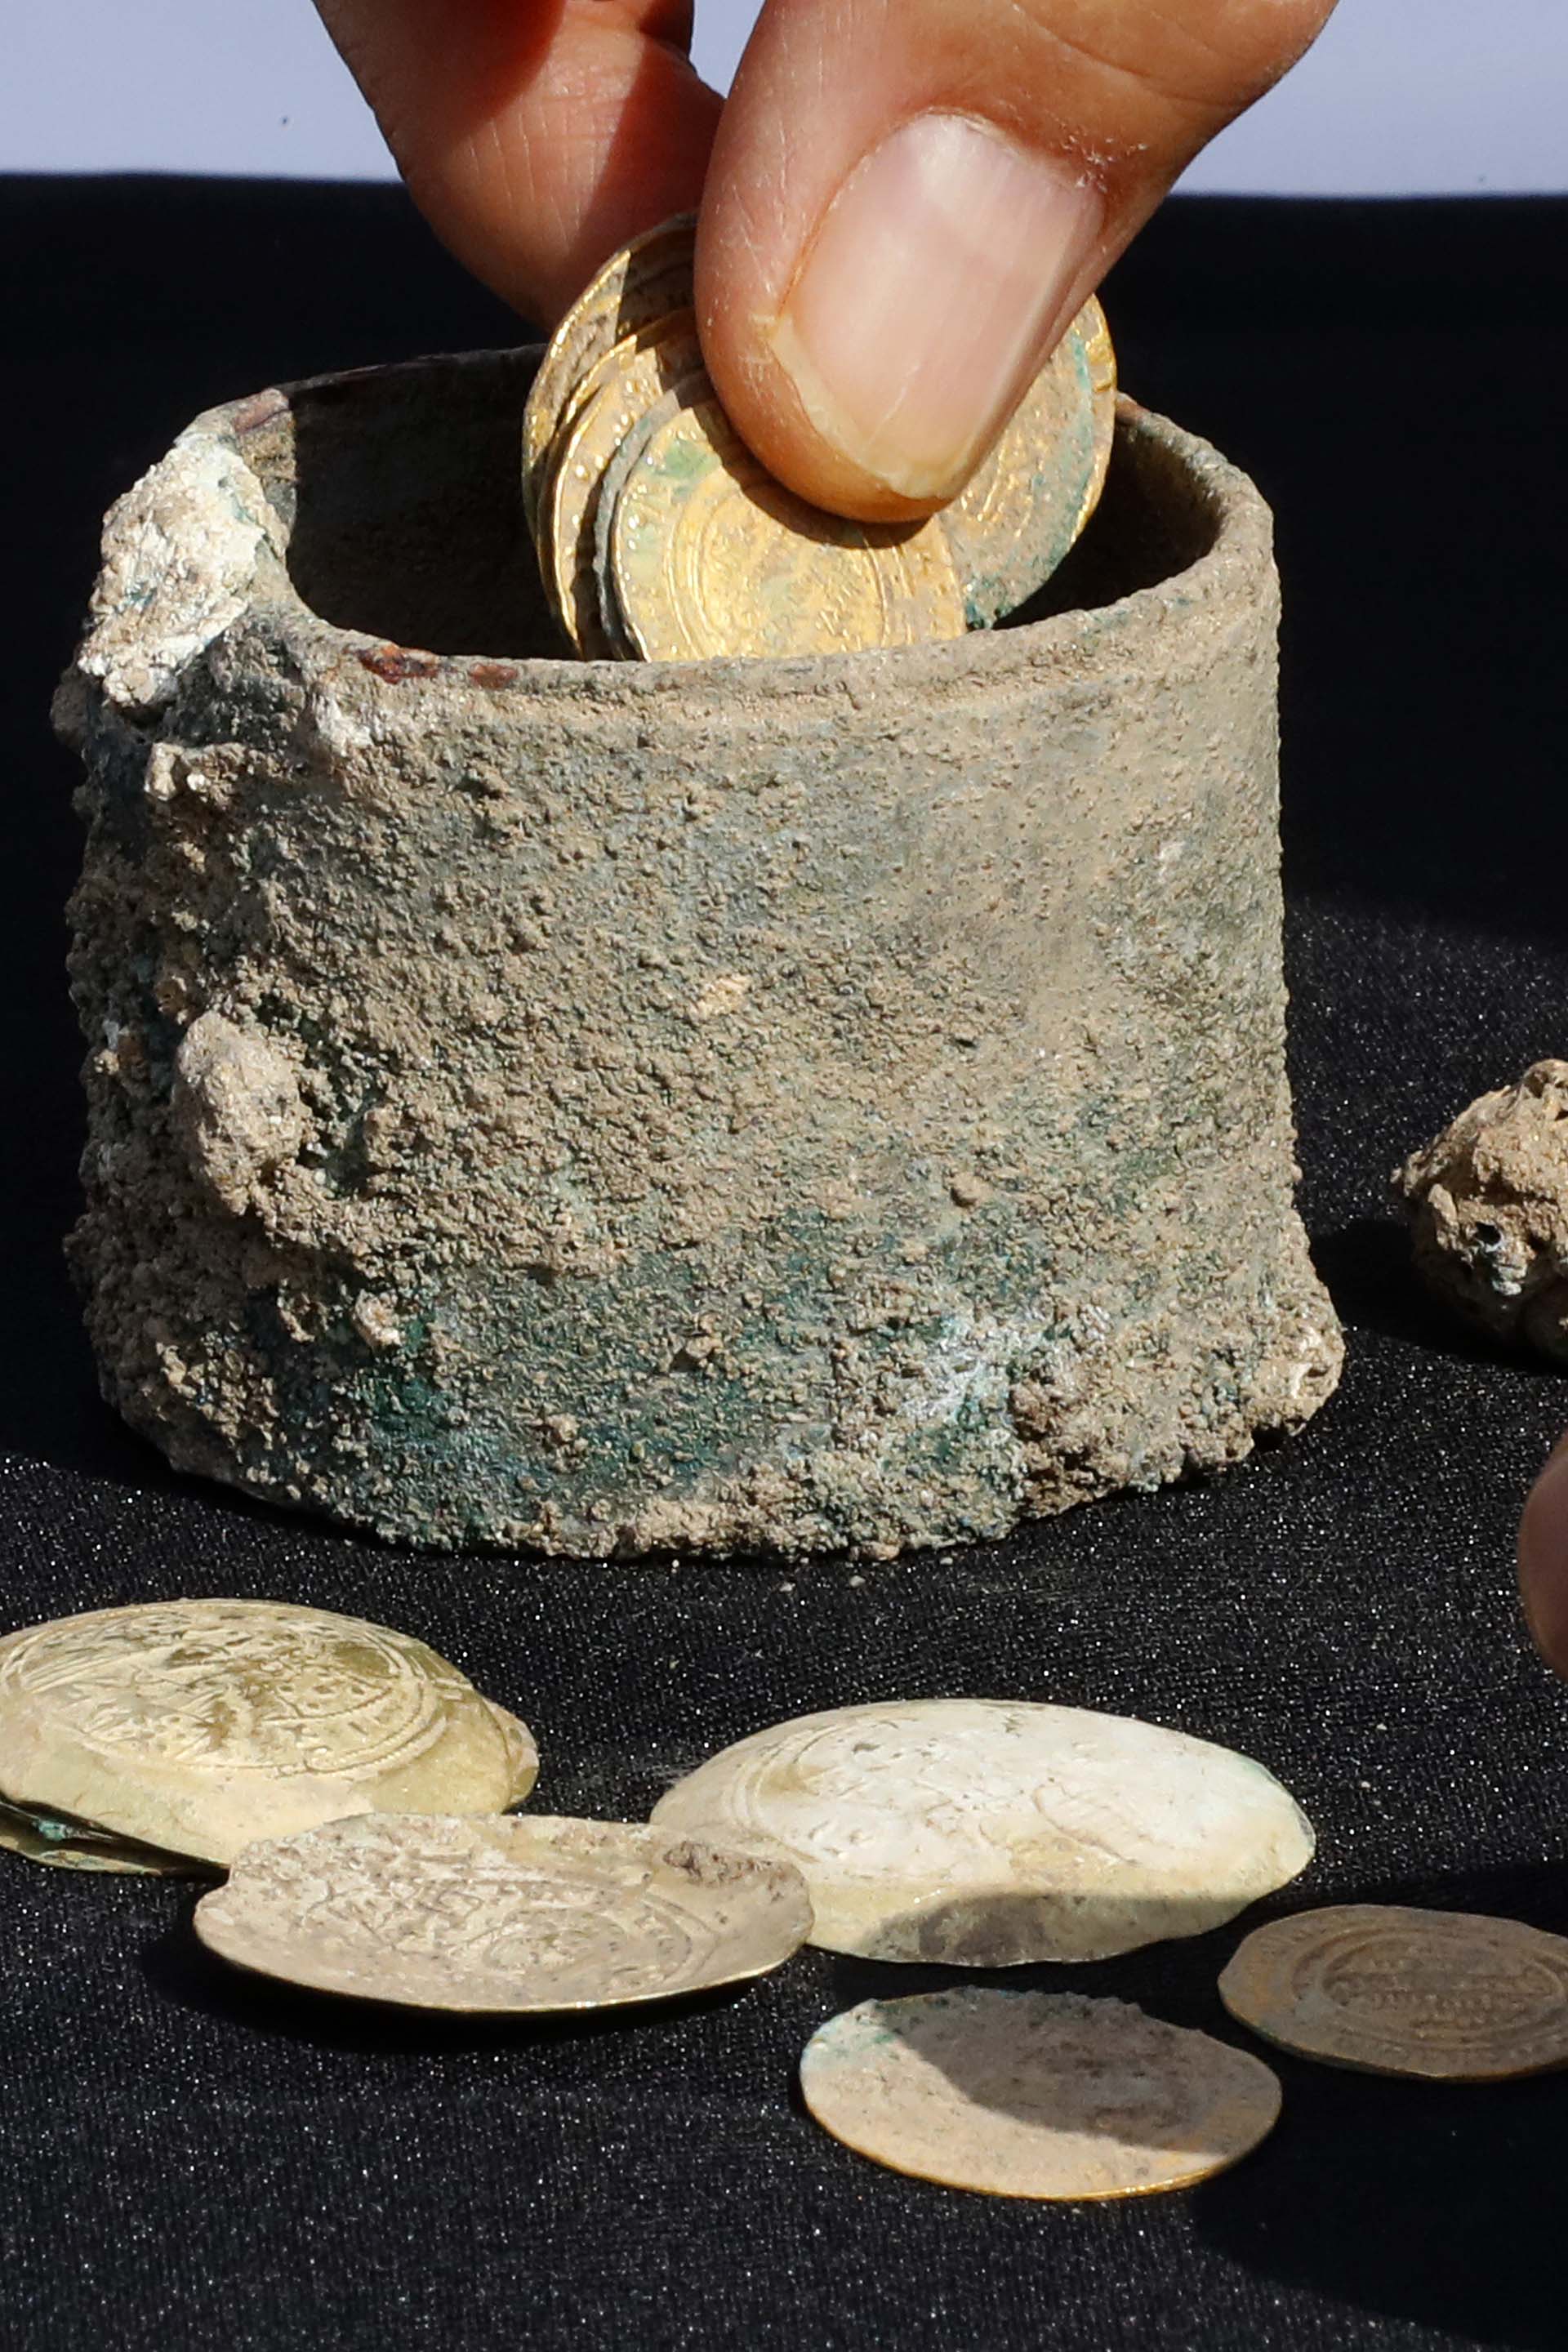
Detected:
[{"left": 1394, "top": 1060, "right": 1568, "bottom": 1363}]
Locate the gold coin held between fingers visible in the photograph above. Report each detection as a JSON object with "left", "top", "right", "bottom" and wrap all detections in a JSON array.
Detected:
[
  {"left": 800, "top": 1990, "right": 1282, "bottom": 2200},
  {"left": 609, "top": 394, "right": 967, "bottom": 662},
  {"left": 650, "top": 1697, "right": 1314, "bottom": 1963},
  {"left": 0, "top": 1600, "right": 529, "bottom": 1867},
  {"left": 538, "top": 317, "right": 704, "bottom": 654},
  {"left": 1218, "top": 1904, "right": 1568, "bottom": 2080},
  {"left": 194, "top": 1813, "right": 813, "bottom": 2013},
  {"left": 940, "top": 296, "right": 1118, "bottom": 627},
  {"left": 522, "top": 216, "right": 697, "bottom": 532}
]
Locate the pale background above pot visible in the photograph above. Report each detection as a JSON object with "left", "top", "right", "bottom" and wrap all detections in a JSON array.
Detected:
[{"left": 4, "top": 0, "right": 1566, "bottom": 194}]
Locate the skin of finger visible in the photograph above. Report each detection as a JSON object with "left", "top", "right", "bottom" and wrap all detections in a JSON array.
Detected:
[
  {"left": 315, "top": 0, "right": 721, "bottom": 323},
  {"left": 696, "top": 0, "right": 1339, "bottom": 519},
  {"left": 1518, "top": 1433, "right": 1568, "bottom": 1673}
]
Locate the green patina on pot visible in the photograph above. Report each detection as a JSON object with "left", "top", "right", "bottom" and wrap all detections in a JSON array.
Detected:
[{"left": 53, "top": 350, "right": 1341, "bottom": 1558}]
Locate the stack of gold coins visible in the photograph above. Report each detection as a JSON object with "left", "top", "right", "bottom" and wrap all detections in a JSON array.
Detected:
[{"left": 522, "top": 216, "right": 1117, "bottom": 663}]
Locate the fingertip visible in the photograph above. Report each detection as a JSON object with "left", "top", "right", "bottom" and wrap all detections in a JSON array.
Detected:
[{"left": 1518, "top": 1435, "right": 1568, "bottom": 1672}]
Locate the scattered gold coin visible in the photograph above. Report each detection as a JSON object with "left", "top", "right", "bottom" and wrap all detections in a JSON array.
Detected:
[
  {"left": 0, "top": 1792, "right": 193, "bottom": 1876},
  {"left": 650, "top": 1698, "right": 1313, "bottom": 1963},
  {"left": 523, "top": 219, "right": 1117, "bottom": 661},
  {"left": 194, "top": 1813, "right": 813, "bottom": 2013},
  {"left": 0, "top": 1600, "right": 534, "bottom": 1869},
  {"left": 1218, "top": 1903, "right": 1568, "bottom": 2080},
  {"left": 800, "top": 1989, "right": 1282, "bottom": 2200}
]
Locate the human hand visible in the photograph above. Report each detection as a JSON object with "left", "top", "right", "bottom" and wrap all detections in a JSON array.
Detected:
[
  {"left": 315, "top": 0, "right": 1337, "bottom": 520},
  {"left": 1521, "top": 1437, "right": 1568, "bottom": 1672}
]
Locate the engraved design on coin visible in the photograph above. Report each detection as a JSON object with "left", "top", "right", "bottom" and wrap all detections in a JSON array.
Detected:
[
  {"left": 651, "top": 1699, "right": 1314, "bottom": 1963},
  {"left": 0, "top": 1601, "right": 456, "bottom": 1778},
  {"left": 800, "top": 1989, "right": 1281, "bottom": 2200},
  {"left": 522, "top": 215, "right": 697, "bottom": 529},
  {"left": 1218, "top": 1904, "right": 1568, "bottom": 2079},
  {"left": 611, "top": 399, "right": 966, "bottom": 662},
  {"left": 194, "top": 1814, "right": 813, "bottom": 2014}
]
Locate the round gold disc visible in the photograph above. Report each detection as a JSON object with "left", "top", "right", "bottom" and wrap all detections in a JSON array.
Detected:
[
  {"left": 940, "top": 296, "right": 1118, "bottom": 626},
  {"left": 194, "top": 1813, "right": 813, "bottom": 2013},
  {"left": 651, "top": 1697, "right": 1313, "bottom": 1962},
  {"left": 522, "top": 216, "right": 697, "bottom": 532},
  {"left": 0, "top": 1600, "right": 528, "bottom": 1866},
  {"left": 1218, "top": 1904, "right": 1568, "bottom": 2080},
  {"left": 538, "top": 314, "right": 703, "bottom": 655},
  {"left": 608, "top": 394, "right": 967, "bottom": 662},
  {"left": 800, "top": 1990, "right": 1282, "bottom": 2200}
]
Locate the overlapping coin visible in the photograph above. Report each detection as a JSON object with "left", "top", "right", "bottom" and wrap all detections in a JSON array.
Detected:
[
  {"left": 523, "top": 217, "right": 1116, "bottom": 662},
  {"left": 0, "top": 1601, "right": 537, "bottom": 1871},
  {"left": 194, "top": 1814, "right": 813, "bottom": 2013},
  {"left": 650, "top": 1698, "right": 1313, "bottom": 1964},
  {"left": 1218, "top": 1904, "right": 1568, "bottom": 2081},
  {"left": 800, "top": 1990, "right": 1282, "bottom": 2200}
]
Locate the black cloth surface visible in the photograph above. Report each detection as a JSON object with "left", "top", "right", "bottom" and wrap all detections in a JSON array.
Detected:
[{"left": 3, "top": 178, "right": 1568, "bottom": 2352}]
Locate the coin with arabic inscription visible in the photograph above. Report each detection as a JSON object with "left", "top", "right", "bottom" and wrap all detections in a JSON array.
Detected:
[
  {"left": 651, "top": 1699, "right": 1313, "bottom": 1963},
  {"left": 0, "top": 1601, "right": 528, "bottom": 1867},
  {"left": 194, "top": 1813, "right": 813, "bottom": 2012},
  {"left": 800, "top": 1990, "right": 1281, "bottom": 2200},
  {"left": 1218, "top": 1904, "right": 1568, "bottom": 2080},
  {"left": 539, "top": 316, "right": 703, "bottom": 654},
  {"left": 522, "top": 216, "right": 697, "bottom": 532},
  {"left": 609, "top": 393, "right": 967, "bottom": 662},
  {"left": 939, "top": 297, "right": 1116, "bottom": 627}
]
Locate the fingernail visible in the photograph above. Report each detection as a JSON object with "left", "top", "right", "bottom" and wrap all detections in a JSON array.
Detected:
[
  {"left": 770, "top": 112, "right": 1102, "bottom": 504},
  {"left": 1519, "top": 1441, "right": 1568, "bottom": 1669}
]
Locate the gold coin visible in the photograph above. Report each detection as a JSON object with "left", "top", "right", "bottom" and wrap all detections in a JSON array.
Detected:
[
  {"left": 1218, "top": 1904, "right": 1568, "bottom": 2080},
  {"left": 522, "top": 216, "right": 697, "bottom": 532},
  {"left": 538, "top": 314, "right": 704, "bottom": 655},
  {"left": 0, "top": 1600, "right": 528, "bottom": 1867},
  {"left": 651, "top": 1698, "right": 1314, "bottom": 1963},
  {"left": 488, "top": 1701, "right": 541, "bottom": 1806},
  {"left": 941, "top": 297, "right": 1117, "bottom": 626},
  {"left": 800, "top": 1990, "right": 1281, "bottom": 2200},
  {"left": 0, "top": 1791, "right": 196, "bottom": 1876},
  {"left": 194, "top": 1813, "right": 813, "bottom": 2013},
  {"left": 609, "top": 392, "right": 967, "bottom": 662}
]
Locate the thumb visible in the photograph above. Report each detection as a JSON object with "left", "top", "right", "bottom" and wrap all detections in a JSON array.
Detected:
[
  {"left": 696, "top": 0, "right": 1339, "bottom": 521},
  {"left": 1520, "top": 1432, "right": 1568, "bottom": 1674}
]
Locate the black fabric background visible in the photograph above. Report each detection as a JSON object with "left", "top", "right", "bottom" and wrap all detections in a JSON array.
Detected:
[{"left": 2, "top": 179, "right": 1567, "bottom": 2352}]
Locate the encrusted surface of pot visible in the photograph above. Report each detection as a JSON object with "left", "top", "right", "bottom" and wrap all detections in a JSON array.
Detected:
[{"left": 54, "top": 350, "right": 1341, "bottom": 1557}]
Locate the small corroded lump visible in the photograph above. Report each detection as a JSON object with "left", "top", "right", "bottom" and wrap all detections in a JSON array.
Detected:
[{"left": 1394, "top": 1059, "right": 1568, "bottom": 1363}]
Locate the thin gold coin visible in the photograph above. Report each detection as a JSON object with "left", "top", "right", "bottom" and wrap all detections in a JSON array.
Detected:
[
  {"left": 800, "top": 1990, "right": 1281, "bottom": 2201},
  {"left": 194, "top": 1813, "right": 813, "bottom": 2013},
  {"left": 522, "top": 216, "right": 697, "bottom": 532},
  {"left": 651, "top": 1698, "right": 1313, "bottom": 1963},
  {"left": 1218, "top": 1904, "right": 1568, "bottom": 2080},
  {"left": 590, "top": 378, "right": 709, "bottom": 655},
  {"left": 539, "top": 315, "right": 703, "bottom": 655},
  {"left": 0, "top": 1600, "right": 527, "bottom": 1867},
  {"left": 609, "top": 393, "right": 966, "bottom": 662},
  {"left": 0, "top": 1792, "right": 195, "bottom": 1876},
  {"left": 940, "top": 297, "right": 1117, "bottom": 626}
]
